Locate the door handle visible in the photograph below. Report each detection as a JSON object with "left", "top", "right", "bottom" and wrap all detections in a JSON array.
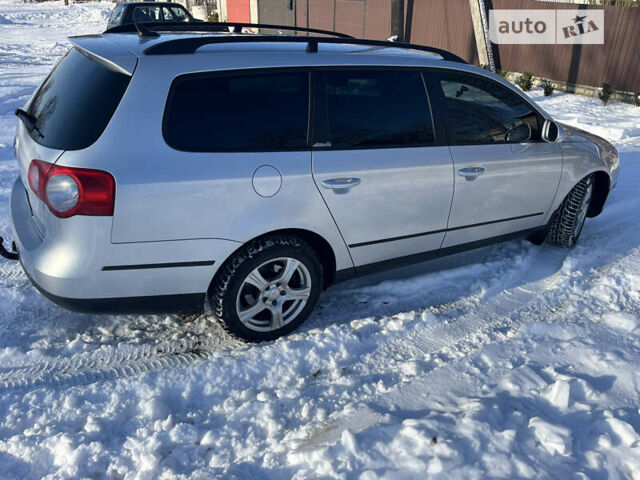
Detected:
[
  {"left": 322, "top": 177, "right": 361, "bottom": 193},
  {"left": 457, "top": 167, "right": 485, "bottom": 181}
]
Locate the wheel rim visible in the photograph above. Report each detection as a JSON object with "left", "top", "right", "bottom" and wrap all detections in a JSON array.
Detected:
[
  {"left": 574, "top": 179, "right": 593, "bottom": 239},
  {"left": 235, "top": 257, "right": 312, "bottom": 332}
]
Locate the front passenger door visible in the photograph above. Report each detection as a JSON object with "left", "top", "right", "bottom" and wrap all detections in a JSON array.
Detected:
[{"left": 430, "top": 70, "right": 563, "bottom": 248}]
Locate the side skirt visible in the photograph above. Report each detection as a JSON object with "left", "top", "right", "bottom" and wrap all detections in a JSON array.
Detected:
[{"left": 334, "top": 227, "right": 544, "bottom": 284}]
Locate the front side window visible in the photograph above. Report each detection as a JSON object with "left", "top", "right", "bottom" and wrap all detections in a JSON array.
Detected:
[
  {"left": 317, "top": 70, "right": 435, "bottom": 148},
  {"left": 132, "top": 6, "right": 163, "bottom": 23},
  {"left": 164, "top": 71, "right": 309, "bottom": 152},
  {"left": 438, "top": 72, "right": 541, "bottom": 145}
]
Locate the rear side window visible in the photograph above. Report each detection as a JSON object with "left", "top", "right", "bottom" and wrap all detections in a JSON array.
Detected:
[
  {"left": 164, "top": 71, "right": 309, "bottom": 152},
  {"left": 26, "top": 48, "right": 131, "bottom": 151},
  {"left": 315, "top": 70, "right": 435, "bottom": 149}
]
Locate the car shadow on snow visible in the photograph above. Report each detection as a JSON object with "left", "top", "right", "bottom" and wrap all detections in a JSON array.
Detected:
[{"left": 304, "top": 240, "right": 570, "bottom": 332}]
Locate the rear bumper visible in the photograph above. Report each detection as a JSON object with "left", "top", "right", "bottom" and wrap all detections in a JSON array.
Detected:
[
  {"left": 10, "top": 177, "right": 241, "bottom": 314},
  {"left": 21, "top": 260, "right": 206, "bottom": 314}
]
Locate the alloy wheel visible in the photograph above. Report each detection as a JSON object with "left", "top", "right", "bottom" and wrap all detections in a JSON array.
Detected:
[{"left": 235, "top": 257, "right": 312, "bottom": 332}]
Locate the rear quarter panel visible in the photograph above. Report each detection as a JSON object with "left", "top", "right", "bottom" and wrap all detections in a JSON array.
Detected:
[{"left": 57, "top": 55, "right": 354, "bottom": 272}]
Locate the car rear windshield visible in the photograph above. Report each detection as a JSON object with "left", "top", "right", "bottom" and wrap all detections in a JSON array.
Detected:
[{"left": 25, "top": 47, "right": 131, "bottom": 151}]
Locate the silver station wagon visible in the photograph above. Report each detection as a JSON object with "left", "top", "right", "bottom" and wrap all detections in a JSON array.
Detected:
[{"left": 4, "top": 23, "right": 619, "bottom": 341}]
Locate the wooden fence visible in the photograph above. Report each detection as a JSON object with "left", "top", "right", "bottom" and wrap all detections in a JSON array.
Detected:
[
  {"left": 291, "top": 0, "right": 478, "bottom": 64},
  {"left": 249, "top": 0, "right": 639, "bottom": 91},
  {"left": 491, "top": 0, "right": 640, "bottom": 92}
]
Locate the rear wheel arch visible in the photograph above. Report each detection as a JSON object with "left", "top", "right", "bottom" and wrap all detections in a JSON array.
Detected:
[
  {"left": 279, "top": 229, "right": 337, "bottom": 288},
  {"left": 208, "top": 228, "right": 337, "bottom": 295}
]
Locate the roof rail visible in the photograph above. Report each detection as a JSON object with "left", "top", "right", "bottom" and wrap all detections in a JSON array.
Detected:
[
  {"left": 143, "top": 34, "right": 467, "bottom": 63},
  {"left": 104, "top": 21, "right": 354, "bottom": 39}
]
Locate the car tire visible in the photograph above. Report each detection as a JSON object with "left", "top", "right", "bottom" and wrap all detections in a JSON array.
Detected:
[
  {"left": 210, "top": 235, "right": 323, "bottom": 342},
  {"left": 546, "top": 174, "right": 594, "bottom": 248}
]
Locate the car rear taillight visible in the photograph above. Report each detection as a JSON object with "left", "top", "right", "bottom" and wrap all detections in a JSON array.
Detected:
[{"left": 27, "top": 160, "right": 115, "bottom": 218}]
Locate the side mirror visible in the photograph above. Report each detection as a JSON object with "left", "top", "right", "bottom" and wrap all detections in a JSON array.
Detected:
[
  {"left": 505, "top": 123, "right": 532, "bottom": 143},
  {"left": 542, "top": 119, "right": 564, "bottom": 143}
]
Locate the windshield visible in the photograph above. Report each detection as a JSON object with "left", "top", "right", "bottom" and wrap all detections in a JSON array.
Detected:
[{"left": 25, "top": 47, "right": 131, "bottom": 150}]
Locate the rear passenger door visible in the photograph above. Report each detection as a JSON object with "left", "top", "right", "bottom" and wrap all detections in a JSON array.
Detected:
[
  {"left": 429, "top": 70, "right": 563, "bottom": 248},
  {"left": 311, "top": 69, "right": 454, "bottom": 267}
]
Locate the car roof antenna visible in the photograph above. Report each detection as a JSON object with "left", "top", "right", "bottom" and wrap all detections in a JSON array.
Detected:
[{"left": 135, "top": 22, "right": 160, "bottom": 38}]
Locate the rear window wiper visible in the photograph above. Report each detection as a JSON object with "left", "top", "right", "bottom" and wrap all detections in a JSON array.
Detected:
[{"left": 15, "top": 108, "right": 44, "bottom": 139}]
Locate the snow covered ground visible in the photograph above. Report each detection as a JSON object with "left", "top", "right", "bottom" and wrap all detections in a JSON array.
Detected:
[{"left": 1, "top": 1, "right": 640, "bottom": 478}]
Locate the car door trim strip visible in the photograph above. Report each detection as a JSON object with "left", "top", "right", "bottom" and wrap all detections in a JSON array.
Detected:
[
  {"left": 102, "top": 260, "right": 215, "bottom": 271},
  {"left": 348, "top": 212, "right": 544, "bottom": 248}
]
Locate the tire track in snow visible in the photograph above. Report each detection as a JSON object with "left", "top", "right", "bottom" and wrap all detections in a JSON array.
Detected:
[
  {"left": 346, "top": 248, "right": 570, "bottom": 380},
  {"left": 0, "top": 331, "right": 241, "bottom": 393}
]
